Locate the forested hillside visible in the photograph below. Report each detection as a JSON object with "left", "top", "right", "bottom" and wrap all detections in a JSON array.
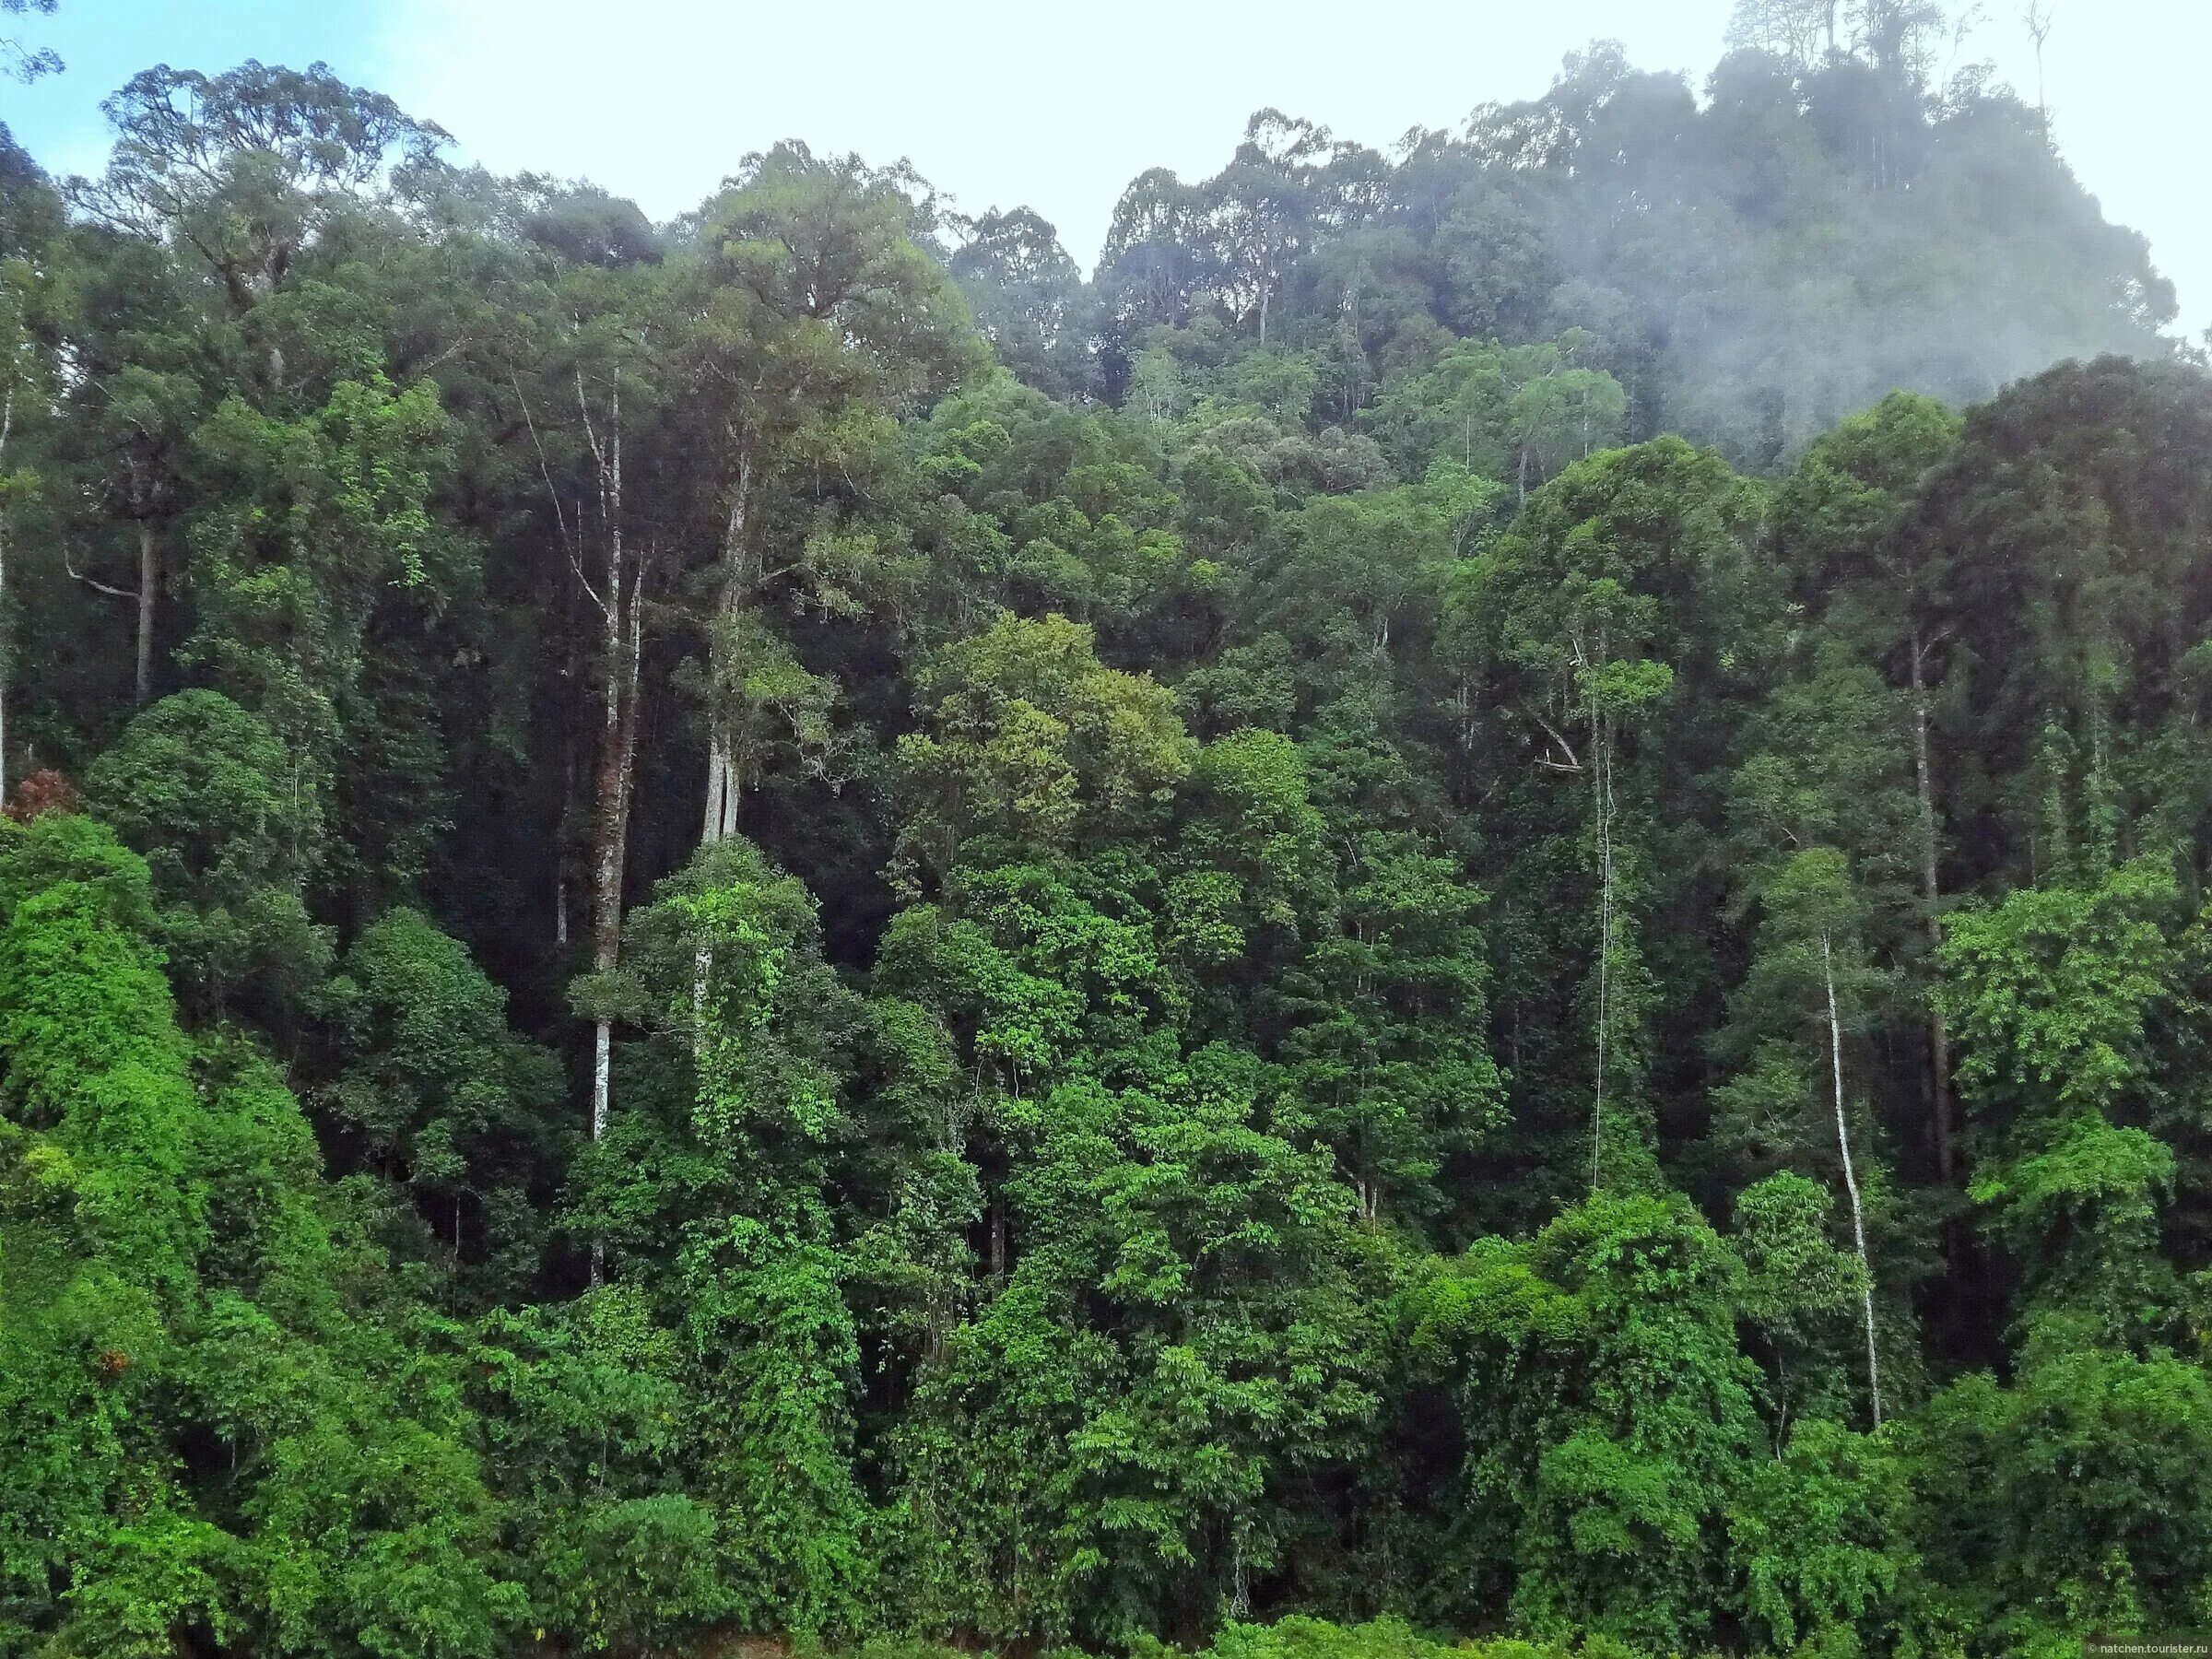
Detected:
[{"left": 3, "top": 3, "right": 2210, "bottom": 1654}]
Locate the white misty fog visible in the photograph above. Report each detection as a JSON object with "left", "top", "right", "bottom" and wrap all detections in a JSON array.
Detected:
[{"left": 373, "top": 0, "right": 2210, "bottom": 335}]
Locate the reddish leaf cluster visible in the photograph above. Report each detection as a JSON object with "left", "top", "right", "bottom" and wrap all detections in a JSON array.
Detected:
[{"left": 4, "top": 770, "right": 79, "bottom": 822}]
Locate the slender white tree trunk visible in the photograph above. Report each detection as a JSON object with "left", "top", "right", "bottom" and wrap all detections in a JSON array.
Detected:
[
  {"left": 592, "top": 1022, "right": 612, "bottom": 1142},
  {"left": 1590, "top": 671, "right": 1617, "bottom": 1192},
  {"left": 589, "top": 1016, "right": 611, "bottom": 1286},
  {"left": 1910, "top": 628, "right": 1954, "bottom": 1182},
  {"left": 1591, "top": 738, "right": 1610, "bottom": 1189},
  {"left": 701, "top": 735, "right": 730, "bottom": 843},
  {"left": 700, "top": 447, "right": 753, "bottom": 847},
  {"left": 1824, "top": 932, "right": 1883, "bottom": 1430},
  {"left": 691, "top": 773, "right": 735, "bottom": 1060},
  {"left": 581, "top": 369, "right": 641, "bottom": 1288},
  {"left": 135, "top": 520, "right": 156, "bottom": 706}
]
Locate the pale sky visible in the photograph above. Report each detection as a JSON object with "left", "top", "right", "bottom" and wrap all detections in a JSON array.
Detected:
[{"left": 6, "top": 1, "right": 2207, "bottom": 336}]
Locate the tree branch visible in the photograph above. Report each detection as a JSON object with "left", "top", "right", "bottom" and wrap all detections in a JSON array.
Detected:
[{"left": 62, "top": 546, "right": 140, "bottom": 602}]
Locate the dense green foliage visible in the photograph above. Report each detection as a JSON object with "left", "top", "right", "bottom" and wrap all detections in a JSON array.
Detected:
[{"left": 3, "top": 7, "right": 2210, "bottom": 1654}]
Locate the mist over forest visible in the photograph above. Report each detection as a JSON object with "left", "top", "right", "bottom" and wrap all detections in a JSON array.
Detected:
[{"left": 3, "top": 1, "right": 2211, "bottom": 1654}]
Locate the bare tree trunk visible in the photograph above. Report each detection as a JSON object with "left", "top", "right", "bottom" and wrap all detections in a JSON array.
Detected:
[
  {"left": 590, "top": 551, "right": 638, "bottom": 1027},
  {"left": 692, "top": 765, "right": 736, "bottom": 1052},
  {"left": 581, "top": 370, "right": 643, "bottom": 1288},
  {"left": 701, "top": 735, "right": 732, "bottom": 844},
  {"left": 589, "top": 724, "right": 618, "bottom": 1283},
  {"left": 135, "top": 520, "right": 156, "bottom": 707},
  {"left": 1591, "top": 698, "right": 1615, "bottom": 1192},
  {"left": 1824, "top": 933, "right": 1883, "bottom": 1431},
  {"left": 557, "top": 726, "right": 575, "bottom": 948},
  {"left": 587, "top": 557, "right": 644, "bottom": 1287},
  {"left": 1909, "top": 627, "right": 1953, "bottom": 1182},
  {"left": 700, "top": 447, "right": 753, "bottom": 847}
]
